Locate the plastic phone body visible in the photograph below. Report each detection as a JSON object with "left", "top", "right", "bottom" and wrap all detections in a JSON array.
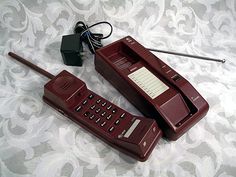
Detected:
[
  {"left": 95, "top": 36, "right": 209, "bottom": 140},
  {"left": 43, "top": 70, "right": 162, "bottom": 161},
  {"left": 7, "top": 52, "right": 162, "bottom": 162}
]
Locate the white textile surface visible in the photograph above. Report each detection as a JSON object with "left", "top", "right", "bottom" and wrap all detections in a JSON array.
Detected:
[{"left": 0, "top": 0, "right": 236, "bottom": 177}]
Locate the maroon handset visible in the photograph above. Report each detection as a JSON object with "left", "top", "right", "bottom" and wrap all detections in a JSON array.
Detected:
[
  {"left": 95, "top": 36, "right": 209, "bottom": 140},
  {"left": 7, "top": 52, "right": 162, "bottom": 161}
]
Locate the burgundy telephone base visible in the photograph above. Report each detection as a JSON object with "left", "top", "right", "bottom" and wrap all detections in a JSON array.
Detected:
[
  {"left": 7, "top": 52, "right": 162, "bottom": 162},
  {"left": 95, "top": 36, "right": 209, "bottom": 140}
]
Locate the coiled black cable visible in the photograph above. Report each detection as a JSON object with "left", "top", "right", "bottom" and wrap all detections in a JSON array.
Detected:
[{"left": 74, "top": 21, "right": 113, "bottom": 54}]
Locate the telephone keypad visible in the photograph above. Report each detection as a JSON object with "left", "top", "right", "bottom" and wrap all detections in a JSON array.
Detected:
[{"left": 75, "top": 92, "right": 131, "bottom": 135}]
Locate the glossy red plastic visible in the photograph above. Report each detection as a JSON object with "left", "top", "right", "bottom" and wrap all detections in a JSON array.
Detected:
[
  {"left": 95, "top": 36, "right": 209, "bottom": 140},
  {"left": 7, "top": 52, "right": 162, "bottom": 161},
  {"left": 43, "top": 70, "right": 162, "bottom": 161}
]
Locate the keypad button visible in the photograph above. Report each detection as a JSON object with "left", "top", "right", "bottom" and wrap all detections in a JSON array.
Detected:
[
  {"left": 108, "top": 126, "right": 115, "bottom": 132},
  {"left": 101, "top": 121, "right": 106, "bottom": 127},
  {"left": 89, "top": 114, "right": 95, "bottom": 120},
  {"left": 82, "top": 100, "right": 88, "bottom": 105},
  {"left": 95, "top": 118, "right": 101, "bottom": 123},
  {"left": 95, "top": 108, "right": 101, "bottom": 113},
  {"left": 115, "top": 119, "right": 120, "bottom": 125},
  {"left": 120, "top": 113, "right": 126, "bottom": 119},
  {"left": 84, "top": 111, "right": 90, "bottom": 117},
  {"left": 112, "top": 108, "right": 117, "bottom": 114},
  {"left": 90, "top": 105, "right": 96, "bottom": 110},
  {"left": 88, "top": 94, "right": 94, "bottom": 99},
  {"left": 101, "top": 111, "right": 106, "bottom": 117},
  {"left": 107, "top": 105, "right": 112, "bottom": 110},
  {"left": 106, "top": 114, "right": 112, "bottom": 120},
  {"left": 75, "top": 105, "right": 82, "bottom": 112},
  {"left": 101, "top": 102, "right": 107, "bottom": 107},
  {"left": 96, "top": 99, "right": 101, "bottom": 104}
]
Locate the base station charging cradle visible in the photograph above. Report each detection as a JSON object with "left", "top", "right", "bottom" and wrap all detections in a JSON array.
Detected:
[{"left": 95, "top": 36, "right": 209, "bottom": 140}]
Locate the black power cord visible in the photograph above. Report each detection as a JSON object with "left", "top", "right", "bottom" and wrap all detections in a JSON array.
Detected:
[
  {"left": 60, "top": 21, "right": 113, "bottom": 66},
  {"left": 74, "top": 21, "right": 113, "bottom": 54}
]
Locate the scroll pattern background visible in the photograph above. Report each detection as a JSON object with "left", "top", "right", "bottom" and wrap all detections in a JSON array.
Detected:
[{"left": 0, "top": 0, "right": 236, "bottom": 176}]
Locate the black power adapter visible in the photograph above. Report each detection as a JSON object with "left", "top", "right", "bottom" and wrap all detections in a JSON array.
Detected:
[
  {"left": 60, "top": 21, "right": 113, "bottom": 67},
  {"left": 60, "top": 33, "right": 83, "bottom": 66}
]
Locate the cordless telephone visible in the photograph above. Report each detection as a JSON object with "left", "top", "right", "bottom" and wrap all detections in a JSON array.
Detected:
[
  {"left": 95, "top": 36, "right": 209, "bottom": 140},
  {"left": 7, "top": 52, "right": 162, "bottom": 162}
]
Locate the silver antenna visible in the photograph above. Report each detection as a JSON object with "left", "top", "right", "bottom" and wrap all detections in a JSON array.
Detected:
[{"left": 147, "top": 48, "right": 226, "bottom": 63}]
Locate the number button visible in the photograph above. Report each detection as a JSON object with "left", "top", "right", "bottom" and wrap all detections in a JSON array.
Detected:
[
  {"left": 101, "top": 102, "right": 107, "bottom": 107},
  {"left": 108, "top": 126, "right": 115, "bottom": 132},
  {"left": 82, "top": 99, "right": 88, "bottom": 105},
  {"left": 96, "top": 99, "right": 101, "bottom": 104},
  {"left": 95, "top": 108, "right": 101, "bottom": 113},
  {"left": 107, "top": 105, "right": 112, "bottom": 110},
  {"left": 89, "top": 114, "right": 95, "bottom": 120},
  {"left": 88, "top": 94, "right": 94, "bottom": 99},
  {"left": 84, "top": 111, "right": 90, "bottom": 117},
  {"left": 101, "top": 111, "right": 106, "bottom": 117},
  {"left": 75, "top": 105, "right": 82, "bottom": 112},
  {"left": 101, "top": 121, "right": 106, "bottom": 127},
  {"left": 112, "top": 108, "right": 117, "bottom": 114},
  {"left": 90, "top": 105, "right": 96, "bottom": 110},
  {"left": 95, "top": 118, "right": 101, "bottom": 123},
  {"left": 114, "top": 119, "right": 120, "bottom": 125},
  {"left": 106, "top": 114, "right": 112, "bottom": 120},
  {"left": 120, "top": 113, "right": 126, "bottom": 119}
]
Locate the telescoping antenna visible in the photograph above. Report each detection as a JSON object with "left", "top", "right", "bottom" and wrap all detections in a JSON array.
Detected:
[
  {"left": 8, "top": 52, "right": 55, "bottom": 79},
  {"left": 147, "top": 48, "right": 226, "bottom": 63}
]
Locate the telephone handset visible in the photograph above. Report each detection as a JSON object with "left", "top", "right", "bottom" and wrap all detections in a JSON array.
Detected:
[
  {"left": 7, "top": 52, "right": 162, "bottom": 162},
  {"left": 95, "top": 36, "right": 209, "bottom": 140}
]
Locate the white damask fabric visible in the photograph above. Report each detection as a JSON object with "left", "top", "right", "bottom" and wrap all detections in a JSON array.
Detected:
[{"left": 0, "top": 0, "right": 236, "bottom": 177}]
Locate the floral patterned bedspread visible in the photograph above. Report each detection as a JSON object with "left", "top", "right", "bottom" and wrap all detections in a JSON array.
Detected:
[{"left": 0, "top": 0, "right": 236, "bottom": 177}]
